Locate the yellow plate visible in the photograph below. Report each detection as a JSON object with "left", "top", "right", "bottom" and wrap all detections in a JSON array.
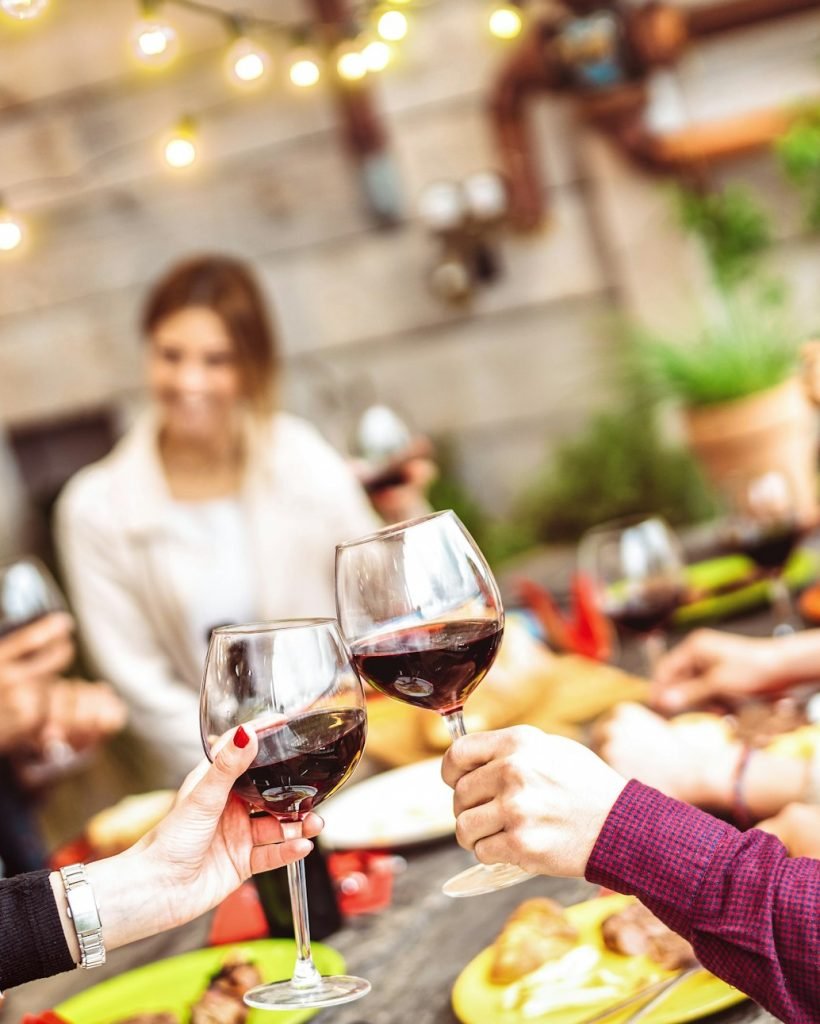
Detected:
[
  {"left": 56, "top": 939, "right": 345, "bottom": 1024},
  {"left": 452, "top": 894, "right": 746, "bottom": 1024}
]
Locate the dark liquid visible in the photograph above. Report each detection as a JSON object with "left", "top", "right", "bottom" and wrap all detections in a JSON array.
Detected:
[
  {"left": 351, "top": 619, "right": 503, "bottom": 714},
  {"left": 234, "top": 707, "right": 366, "bottom": 818},
  {"left": 608, "top": 585, "right": 683, "bottom": 634},
  {"left": 735, "top": 526, "right": 802, "bottom": 571}
]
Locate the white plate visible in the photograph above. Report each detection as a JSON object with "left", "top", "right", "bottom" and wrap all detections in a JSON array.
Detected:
[{"left": 320, "top": 757, "right": 454, "bottom": 849}]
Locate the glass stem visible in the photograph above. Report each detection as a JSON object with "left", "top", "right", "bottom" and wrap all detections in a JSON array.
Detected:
[
  {"left": 641, "top": 632, "right": 666, "bottom": 678},
  {"left": 444, "top": 708, "right": 467, "bottom": 742},
  {"left": 769, "top": 576, "right": 795, "bottom": 636},
  {"left": 282, "top": 820, "right": 321, "bottom": 990}
]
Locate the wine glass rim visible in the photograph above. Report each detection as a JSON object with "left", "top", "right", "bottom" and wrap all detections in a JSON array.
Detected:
[
  {"left": 336, "top": 509, "right": 457, "bottom": 550},
  {"left": 210, "top": 617, "right": 338, "bottom": 637},
  {"left": 583, "top": 513, "right": 672, "bottom": 535}
]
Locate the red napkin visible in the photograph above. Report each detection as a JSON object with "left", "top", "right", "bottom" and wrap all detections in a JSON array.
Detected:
[{"left": 516, "top": 575, "right": 613, "bottom": 661}]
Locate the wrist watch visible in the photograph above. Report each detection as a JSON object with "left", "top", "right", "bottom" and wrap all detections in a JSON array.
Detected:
[{"left": 59, "top": 863, "right": 106, "bottom": 969}]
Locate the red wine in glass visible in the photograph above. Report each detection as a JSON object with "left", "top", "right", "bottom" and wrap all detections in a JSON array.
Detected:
[
  {"left": 200, "top": 619, "right": 371, "bottom": 1011},
  {"left": 350, "top": 620, "right": 503, "bottom": 714},
  {"left": 606, "top": 582, "right": 684, "bottom": 636},
  {"left": 336, "top": 510, "right": 529, "bottom": 899},
  {"left": 234, "top": 707, "right": 367, "bottom": 818}
]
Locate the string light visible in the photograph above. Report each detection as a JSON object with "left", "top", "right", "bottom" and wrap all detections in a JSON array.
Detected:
[
  {"left": 131, "top": 1, "right": 178, "bottom": 66},
  {"left": 0, "top": 0, "right": 48, "bottom": 19},
  {"left": 336, "top": 44, "right": 367, "bottom": 82},
  {"left": 226, "top": 35, "right": 270, "bottom": 85},
  {"left": 289, "top": 50, "right": 321, "bottom": 88},
  {"left": 377, "top": 9, "right": 408, "bottom": 42},
  {"left": 163, "top": 117, "right": 198, "bottom": 168},
  {"left": 0, "top": 205, "right": 24, "bottom": 252},
  {"left": 488, "top": 4, "right": 523, "bottom": 40},
  {"left": 362, "top": 40, "right": 392, "bottom": 72}
]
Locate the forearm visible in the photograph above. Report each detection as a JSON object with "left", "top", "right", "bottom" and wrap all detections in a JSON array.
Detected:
[
  {"left": 586, "top": 781, "right": 820, "bottom": 1022},
  {"left": 765, "top": 630, "right": 820, "bottom": 690},
  {"left": 699, "top": 746, "right": 811, "bottom": 820},
  {"left": 49, "top": 850, "right": 179, "bottom": 961}
]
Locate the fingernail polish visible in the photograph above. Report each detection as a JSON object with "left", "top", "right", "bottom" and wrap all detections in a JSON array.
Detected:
[{"left": 234, "top": 725, "right": 250, "bottom": 749}]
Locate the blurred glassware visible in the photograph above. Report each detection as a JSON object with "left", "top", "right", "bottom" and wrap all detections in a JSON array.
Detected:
[
  {"left": 721, "top": 469, "right": 808, "bottom": 635},
  {"left": 579, "top": 515, "right": 686, "bottom": 676},
  {"left": 0, "top": 558, "right": 85, "bottom": 786}
]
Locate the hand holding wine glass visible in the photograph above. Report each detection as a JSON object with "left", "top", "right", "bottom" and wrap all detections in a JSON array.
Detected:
[
  {"left": 199, "top": 618, "right": 370, "bottom": 1010},
  {"left": 579, "top": 516, "right": 686, "bottom": 676},
  {"left": 336, "top": 510, "right": 529, "bottom": 898}
]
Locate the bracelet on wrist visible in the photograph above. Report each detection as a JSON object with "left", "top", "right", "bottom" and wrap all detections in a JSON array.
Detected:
[{"left": 731, "top": 744, "right": 755, "bottom": 830}]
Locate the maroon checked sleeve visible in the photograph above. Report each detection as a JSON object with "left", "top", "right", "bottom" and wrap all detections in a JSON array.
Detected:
[{"left": 585, "top": 780, "right": 820, "bottom": 1024}]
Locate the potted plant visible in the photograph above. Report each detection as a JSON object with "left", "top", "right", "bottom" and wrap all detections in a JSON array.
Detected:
[{"left": 638, "top": 305, "right": 817, "bottom": 518}]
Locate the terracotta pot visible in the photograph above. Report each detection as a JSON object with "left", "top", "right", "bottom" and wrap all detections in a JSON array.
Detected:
[{"left": 683, "top": 377, "right": 818, "bottom": 519}]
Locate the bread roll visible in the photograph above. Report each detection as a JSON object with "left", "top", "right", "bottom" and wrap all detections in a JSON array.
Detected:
[
  {"left": 490, "top": 898, "right": 578, "bottom": 984},
  {"left": 86, "top": 790, "right": 176, "bottom": 856}
]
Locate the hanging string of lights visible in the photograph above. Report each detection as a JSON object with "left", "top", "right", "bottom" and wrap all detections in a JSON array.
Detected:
[{"left": 0, "top": 0, "right": 526, "bottom": 253}]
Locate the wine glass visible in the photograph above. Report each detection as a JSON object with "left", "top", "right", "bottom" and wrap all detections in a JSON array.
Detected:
[
  {"left": 578, "top": 516, "right": 686, "bottom": 676},
  {"left": 200, "top": 618, "right": 371, "bottom": 1010},
  {"left": 335, "top": 509, "right": 530, "bottom": 898},
  {"left": 722, "top": 470, "right": 807, "bottom": 636},
  {"left": 0, "top": 557, "right": 81, "bottom": 783}
]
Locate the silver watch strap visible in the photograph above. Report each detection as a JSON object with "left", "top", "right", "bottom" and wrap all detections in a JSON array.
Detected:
[{"left": 59, "top": 863, "right": 106, "bottom": 969}]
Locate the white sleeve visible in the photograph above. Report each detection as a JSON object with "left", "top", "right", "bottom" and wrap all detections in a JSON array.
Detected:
[{"left": 55, "top": 483, "right": 202, "bottom": 786}]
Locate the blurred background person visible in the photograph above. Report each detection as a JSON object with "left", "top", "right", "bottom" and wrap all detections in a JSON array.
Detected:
[
  {"left": 56, "top": 255, "right": 433, "bottom": 787},
  {"left": 0, "top": 612, "right": 125, "bottom": 876}
]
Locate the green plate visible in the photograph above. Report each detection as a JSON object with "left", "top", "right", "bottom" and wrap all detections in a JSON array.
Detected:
[{"left": 56, "top": 940, "right": 346, "bottom": 1024}]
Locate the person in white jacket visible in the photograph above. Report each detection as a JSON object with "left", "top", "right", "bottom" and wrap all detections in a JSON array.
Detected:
[{"left": 56, "top": 255, "right": 430, "bottom": 786}]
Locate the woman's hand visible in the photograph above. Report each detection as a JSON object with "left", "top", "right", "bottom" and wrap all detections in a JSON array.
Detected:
[
  {"left": 596, "top": 702, "right": 741, "bottom": 809},
  {"left": 0, "top": 612, "right": 76, "bottom": 687},
  {"left": 79, "top": 727, "right": 322, "bottom": 954},
  {"left": 651, "top": 629, "right": 783, "bottom": 712},
  {"left": 39, "top": 679, "right": 128, "bottom": 752},
  {"left": 441, "top": 725, "right": 626, "bottom": 878}
]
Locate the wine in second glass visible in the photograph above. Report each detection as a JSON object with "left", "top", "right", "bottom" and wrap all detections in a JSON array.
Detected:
[
  {"left": 200, "top": 619, "right": 370, "bottom": 1011},
  {"left": 336, "top": 509, "right": 532, "bottom": 898},
  {"left": 579, "top": 516, "right": 686, "bottom": 675}
]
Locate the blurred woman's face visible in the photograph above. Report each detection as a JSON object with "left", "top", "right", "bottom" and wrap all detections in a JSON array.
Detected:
[{"left": 148, "top": 306, "right": 245, "bottom": 444}]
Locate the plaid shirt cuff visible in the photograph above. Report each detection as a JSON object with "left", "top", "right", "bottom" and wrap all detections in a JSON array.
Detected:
[{"left": 584, "top": 779, "right": 734, "bottom": 939}]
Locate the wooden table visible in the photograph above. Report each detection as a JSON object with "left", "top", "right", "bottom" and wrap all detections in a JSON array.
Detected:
[{"left": 5, "top": 835, "right": 778, "bottom": 1024}]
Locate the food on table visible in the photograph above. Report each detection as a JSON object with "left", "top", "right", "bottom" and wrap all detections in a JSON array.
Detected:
[
  {"left": 190, "top": 956, "right": 263, "bottom": 1024},
  {"left": 601, "top": 901, "right": 695, "bottom": 971},
  {"left": 489, "top": 897, "right": 579, "bottom": 984},
  {"left": 422, "top": 618, "right": 555, "bottom": 749},
  {"left": 86, "top": 791, "right": 176, "bottom": 856}
]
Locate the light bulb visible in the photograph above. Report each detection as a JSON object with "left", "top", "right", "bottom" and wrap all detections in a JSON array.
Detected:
[
  {"left": 377, "top": 10, "right": 408, "bottom": 42},
  {"left": 163, "top": 120, "right": 197, "bottom": 169},
  {"left": 289, "top": 51, "right": 321, "bottom": 88},
  {"left": 488, "top": 5, "right": 522, "bottom": 40},
  {"left": 131, "top": 18, "right": 178, "bottom": 64},
  {"left": 337, "top": 48, "right": 367, "bottom": 82},
  {"left": 227, "top": 36, "right": 269, "bottom": 84},
  {"left": 0, "top": 211, "right": 24, "bottom": 252},
  {"left": 0, "top": 0, "right": 47, "bottom": 19},
  {"left": 362, "top": 40, "right": 391, "bottom": 72}
]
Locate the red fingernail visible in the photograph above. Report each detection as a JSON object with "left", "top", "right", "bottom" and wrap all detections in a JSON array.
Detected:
[{"left": 234, "top": 726, "right": 250, "bottom": 749}]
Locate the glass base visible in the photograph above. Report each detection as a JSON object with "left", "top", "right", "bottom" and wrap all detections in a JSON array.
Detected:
[
  {"left": 243, "top": 974, "right": 371, "bottom": 1010},
  {"left": 442, "top": 861, "right": 534, "bottom": 898}
]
